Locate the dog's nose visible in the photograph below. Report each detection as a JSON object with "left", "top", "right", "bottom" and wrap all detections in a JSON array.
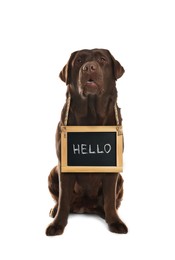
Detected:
[{"left": 82, "top": 62, "right": 97, "bottom": 72}]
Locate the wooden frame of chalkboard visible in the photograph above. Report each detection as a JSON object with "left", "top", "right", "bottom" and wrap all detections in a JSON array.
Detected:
[{"left": 61, "top": 126, "right": 123, "bottom": 173}]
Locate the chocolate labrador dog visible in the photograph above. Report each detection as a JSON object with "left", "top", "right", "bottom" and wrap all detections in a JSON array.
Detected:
[{"left": 46, "top": 48, "right": 128, "bottom": 236}]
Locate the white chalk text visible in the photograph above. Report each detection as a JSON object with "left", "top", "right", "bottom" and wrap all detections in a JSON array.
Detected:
[{"left": 72, "top": 144, "right": 112, "bottom": 155}]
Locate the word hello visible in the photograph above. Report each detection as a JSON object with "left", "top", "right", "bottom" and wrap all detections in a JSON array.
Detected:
[{"left": 72, "top": 143, "right": 112, "bottom": 155}]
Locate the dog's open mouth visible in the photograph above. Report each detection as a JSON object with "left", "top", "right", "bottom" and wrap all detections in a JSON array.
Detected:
[
  {"left": 85, "top": 79, "right": 98, "bottom": 88},
  {"left": 82, "top": 79, "right": 99, "bottom": 96}
]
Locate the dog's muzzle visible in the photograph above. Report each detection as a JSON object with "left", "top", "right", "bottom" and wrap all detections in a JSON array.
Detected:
[{"left": 78, "top": 61, "right": 103, "bottom": 97}]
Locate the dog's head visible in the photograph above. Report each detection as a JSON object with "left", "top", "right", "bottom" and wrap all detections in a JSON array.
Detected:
[{"left": 59, "top": 49, "right": 124, "bottom": 98}]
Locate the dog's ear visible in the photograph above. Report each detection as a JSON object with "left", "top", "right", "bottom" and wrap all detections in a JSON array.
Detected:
[
  {"left": 59, "top": 64, "right": 68, "bottom": 84},
  {"left": 114, "top": 59, "right": 125, "bottom": 79},
  {"left": 59, "top": 51, "right": 78, "bottom": 85},
  {"left": 109, "top": 51, "right": 125, "bottom": 80}
]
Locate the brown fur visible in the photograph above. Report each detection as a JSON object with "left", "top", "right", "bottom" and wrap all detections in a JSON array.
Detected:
[{"left": 46, "top": 49, "right": 128, "bottom": 236}]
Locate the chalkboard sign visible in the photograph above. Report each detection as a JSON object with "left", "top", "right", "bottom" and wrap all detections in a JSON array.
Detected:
[{"left": 61, "top": 126, "right": 123, "bottom": 173}]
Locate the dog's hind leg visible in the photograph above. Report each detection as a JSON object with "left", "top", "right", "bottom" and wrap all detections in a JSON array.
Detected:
[
  {"left": 116, "top": 173, "right": 124, "bottom": 210},
  {"left": 48, "top": 166, "right": 59, "bottom": 218},
  {"left": 46, "top": 173, "right": 76, "bottom": 236}
]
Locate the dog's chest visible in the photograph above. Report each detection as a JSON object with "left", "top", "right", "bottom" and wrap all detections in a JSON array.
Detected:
[{"left": 75, "top": 174, "right": 102, "bottom": 197}]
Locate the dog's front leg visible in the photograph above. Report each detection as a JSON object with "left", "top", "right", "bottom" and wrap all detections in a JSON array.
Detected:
[
  {"left": 46, "top": 173, "right": 75, "bottom": 236},
  {"left": 102, "top": 173, "right": 128, "bottom": 234}
]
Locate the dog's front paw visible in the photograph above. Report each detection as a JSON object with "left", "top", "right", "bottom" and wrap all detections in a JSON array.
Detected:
[
  {"left": 109, "top": 221, "right": 128, "bottom": 234},
  {"left": 45, "top": 223, "right": 64, "bottom": 236}
]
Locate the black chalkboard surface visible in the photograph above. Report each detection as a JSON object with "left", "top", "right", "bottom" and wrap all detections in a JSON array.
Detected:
[
  {"left": 61, "top": 126, "right": 123, "bottom": 173},
  {"left": 68, "top": 132, "right": 116, "bottom": 166}
]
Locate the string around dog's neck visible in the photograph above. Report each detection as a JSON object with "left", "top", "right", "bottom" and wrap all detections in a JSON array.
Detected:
[{"left": 64, "top": 93, "right": 120, "bottom": 126}]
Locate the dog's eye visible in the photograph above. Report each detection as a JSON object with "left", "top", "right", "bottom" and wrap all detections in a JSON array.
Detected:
[
  {"left": 98, "top": 57, "right": 106, "bottom": 63},
  {"left": 76, "top": 58, "right": 83, "bottom": 64}
]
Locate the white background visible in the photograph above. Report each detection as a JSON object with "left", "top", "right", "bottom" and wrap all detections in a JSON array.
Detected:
[{"left": 0, "top": 0, "right": 175, "bottom": 259}]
